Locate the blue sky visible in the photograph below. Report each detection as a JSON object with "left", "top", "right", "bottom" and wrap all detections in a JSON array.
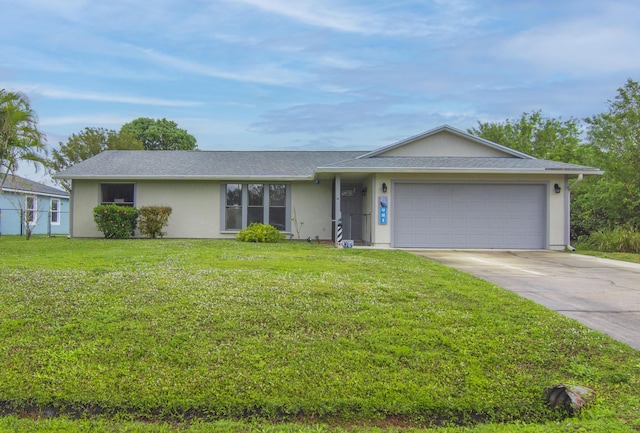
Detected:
[{"left": 2, "top": 0, "right": 639, "bottom": 183}]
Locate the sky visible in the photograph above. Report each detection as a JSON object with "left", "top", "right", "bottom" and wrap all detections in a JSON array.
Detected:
[{"left": 2, "top": 0, "right": 639, "bottom": 184}]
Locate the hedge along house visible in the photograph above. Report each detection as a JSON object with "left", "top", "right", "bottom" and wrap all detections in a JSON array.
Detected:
[
  {"left": 55, "top": 125, "right": 601, "bottom": 250},
  {"left": 0, "top": 174, "right": 70, "bottom": 236}
]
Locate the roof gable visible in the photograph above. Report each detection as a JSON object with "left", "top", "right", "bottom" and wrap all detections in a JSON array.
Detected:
[{"left": 359, "top": 125, "right": 535, "bottom": 159}]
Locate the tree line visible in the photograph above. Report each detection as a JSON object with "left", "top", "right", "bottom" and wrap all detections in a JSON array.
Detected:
[
  {"left": 2, "top": 79, "right": 640, "bottom": 242},
  {"left": 1, "top": 95, "right": 197, "bottom": 191},
  {"left": 49, "top": 118, "right": 197, "bottom": 191},
  {"left": 468, "top": 78, "right": 640, "bottom": 240}
]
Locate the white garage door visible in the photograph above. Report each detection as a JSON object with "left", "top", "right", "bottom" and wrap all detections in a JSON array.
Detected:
[{"left": 393, "top": 183, "right": 546, "bottom": 249}]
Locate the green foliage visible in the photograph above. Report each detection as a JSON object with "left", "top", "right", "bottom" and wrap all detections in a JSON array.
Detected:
[
  {"left": 0, "top": 89, "right": 47, "bottom": 188},
  {"left": 120, "top": 117, "right": 197, "bottom": 151},
  {"left": 583, "top": 226, "right": 640, "bottom": 253},
  {"left": 468, "top": 110, "right": 588, "bottom": 163},
  {"left": 236, "top": 222, "right": 284, "bottom": 243},
  {"left": 138, "top": 206, "right": 172, "bottom": 238},
  {"left": 581, "top": 78, "right": 640, "bottom": 231},
  {"left": 50, "top": 127, "right": 143, "bottom": 191},
  {"left": 93, "top": 205, "right": 139, "bottom": 239}
]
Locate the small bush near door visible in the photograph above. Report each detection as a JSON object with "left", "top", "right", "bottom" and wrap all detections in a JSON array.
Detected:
[
  {"left": 138, "top": 206, "right": 172, "bottom": 238},
  {"left": 93, "top": 205, "right": 139, "bottom": 239},
  {"left": 236, "top": 223, "right": 284, "bottom": 243}
]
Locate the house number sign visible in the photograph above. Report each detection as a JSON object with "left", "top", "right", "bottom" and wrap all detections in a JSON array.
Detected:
[{"left": 379, "top": 195, "right": 388, "bottom": 225}]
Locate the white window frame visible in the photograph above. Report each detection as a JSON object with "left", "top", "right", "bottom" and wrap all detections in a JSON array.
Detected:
[
  {"left": 221, "top": 183, "right": 290, "bottom": 232},
  {"left": 25, "top": 195, "right": 37, "bottom": 225},
  {"left": 50, "top": 198, "right": 61, "bottom": 226}
]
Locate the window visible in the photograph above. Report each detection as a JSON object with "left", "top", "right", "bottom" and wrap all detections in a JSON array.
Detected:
[
  {"left": 269, "top": 184, "right": 287, "bottom": 230},
  {"left": 101, "top": 183, "right": 134, "bottom": 206},
  {"left": 225, "top": 184, "right": 242, "bottom": 230},
  {"left": 222, "top": 183, "right": 289, "bottom": 231},
  {"left": 248, "top": 184, "right": 264, "bottom": 225},
  {"left": 26, "top": 195, "right": 36, "bottom": 225},
  {"left": 50, "top": 199, "right": 60, "bottom": 225}
]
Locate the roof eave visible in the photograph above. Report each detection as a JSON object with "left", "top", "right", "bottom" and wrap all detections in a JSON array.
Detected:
[
  {"left": 314, "top": 167, "right": 604, "bottom": 175},
  {"left": 1, "top": 187, "right": 69, "bottom": 198},
  {"left": 55, "top": 174, "right": 315, "bottom": 181}
]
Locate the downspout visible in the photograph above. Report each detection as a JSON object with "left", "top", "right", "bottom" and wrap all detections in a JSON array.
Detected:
[
  {"left": 68, "top": 181, "right": 74, "bottom": 238},
  {"left": 334, "top": 175, "right": 341, "bottom": 244},
  {"left": 565, "top": 174, "right": 584, "bottom": 251},
  {"left": 569, "top": 173, "right": 584, "bottom": 190}
]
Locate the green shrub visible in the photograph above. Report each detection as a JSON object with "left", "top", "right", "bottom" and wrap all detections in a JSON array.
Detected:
[
  {"left": 584, "top": 225, "right": 640, "bottom": 253},
  {"left": 138, "top": 206, "right": 172, "bottom": 238},
  {"left": 93, "top": 205, "right": 139, "bottom": 239},
  {"left": 236, "top": 223, "right": 284, "bottom": 243}
]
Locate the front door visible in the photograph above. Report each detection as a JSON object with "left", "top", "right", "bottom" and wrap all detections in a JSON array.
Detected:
[{"left": 340, "top": 184, "right": 363, "bottom": 242}]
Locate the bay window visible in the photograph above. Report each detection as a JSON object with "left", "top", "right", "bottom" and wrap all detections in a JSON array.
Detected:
[{"left": 222, "top": 183, "right": 289, "bottom": 231}]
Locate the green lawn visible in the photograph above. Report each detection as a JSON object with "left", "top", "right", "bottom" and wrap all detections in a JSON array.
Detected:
[
  {"left": 1, "top": 237, "right": 639, "bottom": 432},
  {"left": 573, "top": 247, "right": 640, "bottom": 264}
]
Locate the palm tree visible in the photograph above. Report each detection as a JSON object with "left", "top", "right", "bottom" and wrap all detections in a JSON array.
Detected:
[{"left": 0, "top": 89, "right": 47, "bottom": 189}]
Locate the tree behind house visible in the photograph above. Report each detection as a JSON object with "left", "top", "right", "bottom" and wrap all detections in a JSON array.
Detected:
[
  {"left": 50, "top": 127, "right": 143, "bottom": 191},
  {"left": 120, "top": 118, "right": 197, "bottom": 151}
]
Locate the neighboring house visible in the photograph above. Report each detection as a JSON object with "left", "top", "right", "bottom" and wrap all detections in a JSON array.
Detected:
[
  {"left": 0, "top": 175, "right": 70, "bottom": 236},
  {"left": 55, "top": 125, "right": 601, "bottom": 250}
]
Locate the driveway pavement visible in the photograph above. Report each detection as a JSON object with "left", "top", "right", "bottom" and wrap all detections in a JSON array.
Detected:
[{"left": 411, "top": 250, "right": 640, "bottom": 351}]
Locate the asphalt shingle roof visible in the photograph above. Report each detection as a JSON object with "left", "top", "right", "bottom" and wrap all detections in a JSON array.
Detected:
[
  {"left": 317, "top": 156, "right": 600, "bottom": 172},
  {"left": 2, "top": 175, "right": 68, "bottom": 197},
  {"left": 55, "top": 149, "right": 601, "bottom": 180},
  {"left": 56, "top": 150, "right": 367, "bottom": 179}
]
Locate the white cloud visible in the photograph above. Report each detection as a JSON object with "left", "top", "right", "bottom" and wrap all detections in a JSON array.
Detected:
[
  {"left": 498, "top": 3, "right": 640, "bottom": 76},
  {"left": 317, "top": 55, "right": 366, "bottom": 70},
  {"left": 221, "top": 0, "right": 375, "bottom": 34},
  {"left": 39, "top": 114, "right": 135, "bottom": 127},
  {"left": 135, "top": 46, "right": 312, "bottom": 86},
  {"left": 220, "top": 0, "right": 482, "bottom": 37},
  {"left": 7, "top": 83, "right": 202, "bottom": 107}
]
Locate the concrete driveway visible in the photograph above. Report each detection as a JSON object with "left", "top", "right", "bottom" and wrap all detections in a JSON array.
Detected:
[{"left": 411, "top": 250, "right": 640, "bottom": 351}]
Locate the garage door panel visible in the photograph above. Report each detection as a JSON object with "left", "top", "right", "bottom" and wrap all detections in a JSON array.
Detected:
[{"left": 393, "top": 183, "right": 546, "bottom": 249}]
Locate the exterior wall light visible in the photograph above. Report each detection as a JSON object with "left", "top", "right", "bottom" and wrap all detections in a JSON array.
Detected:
[
  {"left": 554, "top": 183, "right": 561, "bottom": 193},
  {"left": 361, "top": 187, "right": 367, "bottom": 196},
  {"left": 382, "top": 183, "right": 388, "bottom": 193}
]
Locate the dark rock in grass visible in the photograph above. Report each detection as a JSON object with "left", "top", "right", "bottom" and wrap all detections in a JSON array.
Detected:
[
  {"left": 42, "top": 405, "right": 58, "bottom": 418},
  {"left": 545, "top": 384, "right": 594, "bottom": 415}
]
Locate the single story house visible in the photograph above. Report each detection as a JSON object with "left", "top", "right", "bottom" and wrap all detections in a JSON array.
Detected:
[
  {"left": 55, "top": 125, "right": 601, "bottom": 249},
  {"left": 0, "top": 174, "right": 70, "bottom": 236}
]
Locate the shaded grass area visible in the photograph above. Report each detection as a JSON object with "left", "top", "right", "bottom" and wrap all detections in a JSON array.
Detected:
[
  {"left": 0, "top": 237, "right": 639, "bottom": 432},
  {"left": 572, "top": 246, "right": 640, "bottom": 265}
]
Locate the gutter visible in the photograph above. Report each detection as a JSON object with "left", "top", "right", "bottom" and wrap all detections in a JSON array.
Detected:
[
  {"left": 314, "top": 167, "right": 602, "bottom": 175},
  {"left": 566, "top": 174, "right": 585, "bottom": 252},
  {"left": 53, "top": 175, "right": 314, "bottom": 182},
  {"left": 568, "top": 173, "right": 584, "bottom": 190}
]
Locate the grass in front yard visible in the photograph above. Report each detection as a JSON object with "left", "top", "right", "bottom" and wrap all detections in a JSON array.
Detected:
[{"left": 0, "top": 237, "right": 639, "bottom": 432}]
